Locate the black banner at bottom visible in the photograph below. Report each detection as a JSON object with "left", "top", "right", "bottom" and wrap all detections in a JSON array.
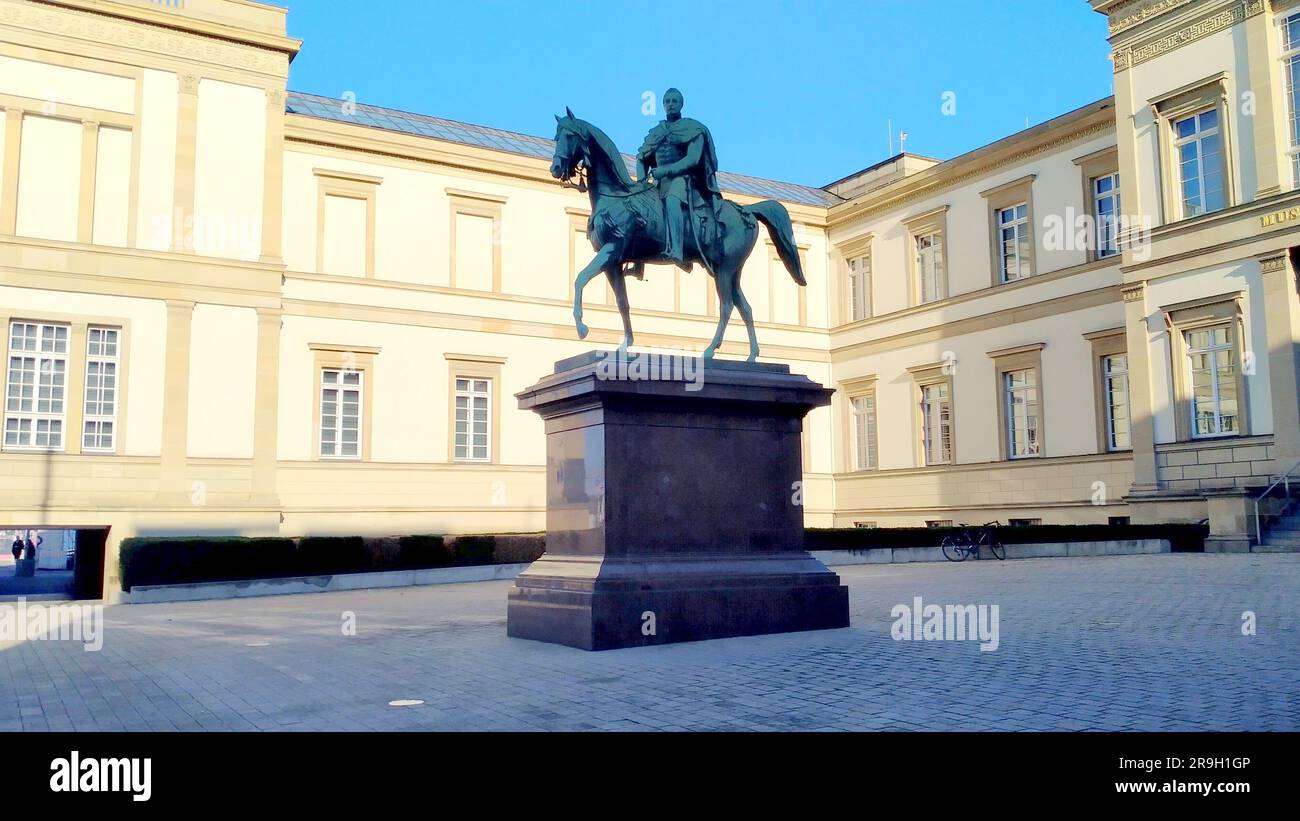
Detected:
[{"left": 2, "top": 731, "right": 1291, "bottom": 809}]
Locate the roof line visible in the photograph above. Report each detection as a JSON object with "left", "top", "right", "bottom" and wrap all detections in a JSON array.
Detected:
[{"left": 285, "top": 90, "right": 844, "bottom": 207}]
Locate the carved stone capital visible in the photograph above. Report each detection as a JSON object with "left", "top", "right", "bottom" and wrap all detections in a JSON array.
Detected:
[
  {"left": 1122, "top": 282, "right": 1147, "bottom": 303},
  {"left": 178, "top": 73, "right": 201, "bottom": 95}
]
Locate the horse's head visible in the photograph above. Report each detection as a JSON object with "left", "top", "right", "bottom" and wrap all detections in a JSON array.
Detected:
[{"left": 551, "top": 107, "right": 585, "bottom": 182}]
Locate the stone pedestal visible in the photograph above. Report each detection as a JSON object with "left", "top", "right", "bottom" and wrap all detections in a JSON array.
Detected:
[{"left": 507, "top": 351, "right": 849, "bottom": 650}]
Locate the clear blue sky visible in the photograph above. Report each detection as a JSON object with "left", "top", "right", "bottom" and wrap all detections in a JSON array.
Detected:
[{"left": 284, "top": 0, "right": 1115, "bottom": 188}]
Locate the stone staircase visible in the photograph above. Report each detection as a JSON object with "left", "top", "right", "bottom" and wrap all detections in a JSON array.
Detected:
[{"left": 1254, "top": 486, "right": 1300, "bottom": 553}]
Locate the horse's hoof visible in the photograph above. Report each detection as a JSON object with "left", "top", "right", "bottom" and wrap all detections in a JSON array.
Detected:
[{"left": 575, "top": 320, "right": 589, "bottom": 340}]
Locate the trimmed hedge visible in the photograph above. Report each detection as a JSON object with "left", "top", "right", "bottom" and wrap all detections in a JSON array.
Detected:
[
  {"left": 396, "top": 535, "right": 452, "bottom": 569},
  {"left": 449, "top": 535, "right": 495, "bottom": 566},
  {"left": 119, "top": 532, "right": 548, "bottom": 591},
  {"left": 297, "top": 536, "right": 368, "bottom": 576},
  {"left": 119, "top": 537, "right": 297, "bottom": 592},
  {"left": 806, "top": 523, "right": 1207, "bottom": 553}
]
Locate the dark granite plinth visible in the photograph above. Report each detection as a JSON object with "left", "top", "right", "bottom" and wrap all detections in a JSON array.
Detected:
[{"left": 507, "top": 351, "right": 848, "bottom": 650}]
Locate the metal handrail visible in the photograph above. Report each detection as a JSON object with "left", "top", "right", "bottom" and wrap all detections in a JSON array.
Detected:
[{"left": 1253, "top": 459, "right": 1300, "bottom": 544}]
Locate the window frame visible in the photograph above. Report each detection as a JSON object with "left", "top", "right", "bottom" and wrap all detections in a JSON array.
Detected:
[
  {"left": 1150, "top": 74, "right": 1235, "bottom": 225},
  {"left": 1084, "top": 328, "right": 1130, "bottom": 453},
  {"left": 1073, "top": 147, "right": 1122, "bottom": 262},
  {"left": 314, "top": 168, "right": 382, "bottom": 279},
  {"left": 81, "top": 325, "right": 122, "bottom": 453},
  {"left": 908, "top": 362, "right": 955, "bottom": 467},
  {"left": 1172, "top": 108, "right": 1227, "bottom": 219},
  {"left": 1162, "top": 294, "right": 1251, "bottom": 443},
  {"left": 310, "top": 343, "right": 378, "bottom": 462},
  {"left": 318, "top": 367, "right": 364, "bottom": 461},
  {"left": 1281, "top": 10, "right": 1300, "bottom": 188},
  {"left": 836, "top": 232, "right": 874, "bottom": 325},
  {"left": 3, "top": 320, "right": 70, "bottom": 452},
  {"left": 453, "top": 376, "right": 492, "bottom": 463},
  {"left": 988, "top": 343, "right": 1046, "bottom": 461},
  {"left": 444, "top": 353, "right": 504, "bottom": 465},
  {"left": 980, "top": 175, "right": 1037, "bottom": 286},
  {"left": 902, "top": 206, "right": 949, "bottom": 307},
  {"left": 447, "top": 188, "right": 506, "bottom": 293}
]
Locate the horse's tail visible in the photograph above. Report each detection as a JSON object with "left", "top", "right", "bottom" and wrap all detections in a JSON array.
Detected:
[{"left": 744, "top": 200, "right": 806, "bottom": 286}]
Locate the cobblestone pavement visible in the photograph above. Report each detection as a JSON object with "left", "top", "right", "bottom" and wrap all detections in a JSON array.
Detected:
[{"left": 1, "top": 553, "right": 1296, "bottom": 731}]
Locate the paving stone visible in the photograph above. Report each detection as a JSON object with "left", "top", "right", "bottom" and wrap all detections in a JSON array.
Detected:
[{"left": 0, "top": 554, "right": 1295, "bottom": 731}]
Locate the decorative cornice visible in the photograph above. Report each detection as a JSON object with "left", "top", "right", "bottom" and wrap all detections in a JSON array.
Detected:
[
  {"left": 1113, "top": 2, "right": 1251, "bottom": 71},
  {"left": 1108, "top": 0, "right": 1196, "bottom": 36},
  {"left": 0, "top": 0, "right": 290, "bottom": 78},
  {"left": 1258, "top": 253, "right": 1289, "bottom": 274}
]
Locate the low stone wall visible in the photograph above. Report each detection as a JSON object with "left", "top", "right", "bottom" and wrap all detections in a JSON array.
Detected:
[
  {"left": 813, "top": 539, "right": 1170, "bottom": 566},
  {"left": 122, "top": 562, "right": 531, "bottom": 604}
]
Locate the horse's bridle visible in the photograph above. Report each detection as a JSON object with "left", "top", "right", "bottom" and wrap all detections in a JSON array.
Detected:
[{"left": 554, "top": 121, "right": 653, "bottom": 198}]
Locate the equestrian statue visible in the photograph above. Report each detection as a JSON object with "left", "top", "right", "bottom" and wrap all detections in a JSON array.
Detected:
[{"left": 550, "top": 88, "right": 806, "bottom": 361}]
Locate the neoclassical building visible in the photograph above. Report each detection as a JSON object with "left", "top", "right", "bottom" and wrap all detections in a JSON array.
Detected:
[{"left": 2, "top": 0, "right": 1299, "bottom": 595}]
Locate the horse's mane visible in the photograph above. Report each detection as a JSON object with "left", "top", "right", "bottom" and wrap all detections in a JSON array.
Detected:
[{"left": 566, "top": 117, "right": 636, "bottom": 190}]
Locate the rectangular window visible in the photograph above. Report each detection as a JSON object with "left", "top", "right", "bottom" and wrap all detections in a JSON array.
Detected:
[
  {"left": 1174, "top": 109, "right": 1226, "bottom": 218},
  {"left": 1007, "top": 518, "right": 1042, "bottom": 527},
  {"left": 1185, "top": 326, "right": 1238, "bottom": 437},
  {"left": 851, "top": 393, "right": 877, "bottom": 471},
  {"left": 454, "top": 377, "right": 491, "bottom": 462},
  {"left": 319, "top": 368, "right": 362, "bottom": 459},
  {"left": 82, "top": 326, "right": 120, "bottom": 451},
  {"left": 1109, "top": 516, "right": 1131, "bottom": 527},
  {"left": 1102, "top": 353, "right": 1130, "bottom": 451},
  {"left": 847, "top": 254, "right": 871, "bottom": 321},
  {"left": 1093, "top": 173, "right": 1121, "bottom": 257},
  {"left": 4, "top": 321, "right": 68, "bottom": 450},
  {"left": 1003, "top": 368, "right": 1040, "bottom": 459},
  {"left": 916, "top": 233, "right": 945, "bottom": 304},
  {"left": 853, "top": 521, "right": 877, "bottom": 529},
  {"left": 919, "top": 381, "right": 952, "bottom": 465},
  {"left": 1283, "top": 13, "right": 1300, "bottom": 187},
  {"left": 926, "top": 520, "right": 953, "bottom": 529},
  {"left": 997, "top": 203, "right": 1032, "bottom": 282}
]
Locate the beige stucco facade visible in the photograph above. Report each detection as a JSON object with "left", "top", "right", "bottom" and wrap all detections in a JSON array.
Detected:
[{"left": 3, "top": 0, "right": 1300, "bottom": 596}]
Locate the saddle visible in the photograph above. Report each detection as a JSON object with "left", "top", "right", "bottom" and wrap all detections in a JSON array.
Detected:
[{"left": 622, "top": 186, "right": 724, "bottom": 280}]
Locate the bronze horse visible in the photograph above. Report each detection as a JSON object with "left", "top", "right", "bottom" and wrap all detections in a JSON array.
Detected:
[{"left": 550, "top": 111, "right": 806, "bottom": 361}]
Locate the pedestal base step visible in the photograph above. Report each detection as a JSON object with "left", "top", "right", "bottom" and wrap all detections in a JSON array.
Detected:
[{"left": 507, "top": 582, "right": 849, "bottom": 651}]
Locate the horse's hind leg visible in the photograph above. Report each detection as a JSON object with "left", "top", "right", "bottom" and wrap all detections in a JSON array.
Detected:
[
  {"left": 573, "top": 242, "right": 616, "bottom": 339},
  {"left": 703, "top": 269, "right": 735, "bottom": 359},
  {"left": 732, "top": 278, "right": 759, "bottom": 362}
]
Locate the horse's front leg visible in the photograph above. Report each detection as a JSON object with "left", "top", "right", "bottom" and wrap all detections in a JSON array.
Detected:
[
  {"left": 573, "top": 243, "right": 617, "bottom": 339},
  {"left": 608, "top": 268, "right": 634, "bottom": 351}
]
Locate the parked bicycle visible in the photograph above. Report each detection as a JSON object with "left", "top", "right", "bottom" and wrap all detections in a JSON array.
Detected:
[{"left": 941, "top": 521, "right": 1006, "bottom": 562}]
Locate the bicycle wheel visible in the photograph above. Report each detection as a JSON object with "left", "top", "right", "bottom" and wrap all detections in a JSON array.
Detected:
[
  {"left": 988, "top": 538, "right": 1006, "bottom": 560},
  {"left": 941, "top": 533, "right": 970, "bottom": 562}
]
